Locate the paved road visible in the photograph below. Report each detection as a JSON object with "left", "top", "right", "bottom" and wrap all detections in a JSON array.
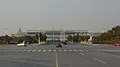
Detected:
[{"left": 0, "top": 44, "right": 120, "bottom": 67}]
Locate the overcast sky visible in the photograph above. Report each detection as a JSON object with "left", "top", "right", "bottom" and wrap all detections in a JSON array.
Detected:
[{"left": 0, "top": 0, "right": 120, "bottom": 35}]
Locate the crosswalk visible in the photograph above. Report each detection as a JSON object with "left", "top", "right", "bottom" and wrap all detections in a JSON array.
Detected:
[{"left": 0, "top": 49, "right": 89, "bottom": 53}]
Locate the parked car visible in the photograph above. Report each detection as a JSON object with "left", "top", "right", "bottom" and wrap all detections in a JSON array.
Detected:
[{"left": 112, "top": 44, "right": 120, "bottom": 46}]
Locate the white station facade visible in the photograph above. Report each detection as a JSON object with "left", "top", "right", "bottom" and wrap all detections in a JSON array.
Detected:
[{"left": 26, "top": 30, "right": 90, "bottom": 42}]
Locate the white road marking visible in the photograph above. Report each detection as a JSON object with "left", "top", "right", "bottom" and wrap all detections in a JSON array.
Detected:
[
  {"left": 32, "top": 50, "right": 36, "bottom": 52},
  {"left": 43, "top": 50, "right": 47, "bottom": 52},
  {"left": 48, "top": 50, "right": 51, "bottom": 52},
  {"left": 64, "top": 50, "right": 67, "bottom": 52},
  {"left": 53, "top": 50, "right": 56, "bottom": 52},
  {"left": 23, "top": 50, "right": 26, "bottom": 52},
  {"left": 80, "top": 53, "right": 85, "bottom": 55},
  {"left": 58, "top": 50, "right": 62, "bottom": 52},
  {"left": 38, "top": 50, "right": 41, "bottom": 52},
  {"left": 55, "top": 51, "right": 59, "bottom": 67},
  {"left": 73, "top": 49, "right": 78, "bottom": 52},
  {"left": 27, "top": 50, "right": 32, "bottom": 52},
  {"left": 94, "top": 58, "right": 106, "bottom": 64}
]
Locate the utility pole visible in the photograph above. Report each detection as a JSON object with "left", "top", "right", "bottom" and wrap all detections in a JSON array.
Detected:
[
  {"left": 38, "top": 30, "right": 41, "bottom": 45},
  {"left": 5, "top": 28, "right": 7, "bottom": 35},
  {"left": 53, "top": 27, "right": 55, "bottom": 43},
  {"left": 63, "top": 29, "right": 66, "bottom": 42}
]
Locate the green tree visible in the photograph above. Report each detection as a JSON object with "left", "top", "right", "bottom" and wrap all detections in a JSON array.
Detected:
[
  {"left": 33, "top": 33, "right": 47, "bottom": 43},
  {"left": 73, "top": 34, "right": 79, "bottom": 42},
  {"left": 95, "top": 25, "right": 120, "bottom": 44},
  {"left": 67, "top": 35, "right": 73, "bottom": 42},
  {"left": 0, "top": 35, "right": 12, "bottom": 44}
]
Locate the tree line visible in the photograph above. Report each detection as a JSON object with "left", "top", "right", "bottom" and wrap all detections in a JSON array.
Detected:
[
  {"left": 0, "top": 33, "right": 47, "bottom": 44},
  {"left": 67, "top": 34, "right": 90, "bottom": 42},
  {"left": 93, "top": 25, "right": 120, "bottom": 44}
]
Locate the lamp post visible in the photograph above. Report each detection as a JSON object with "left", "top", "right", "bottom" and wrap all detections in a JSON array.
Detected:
[
  {"left": 38, "top": 30, "right": 41, "bottom": 45},
  {"left": 5, "top": 28, "right": 7, "bottom": 35},
  {"left": 53, "top": 28, "right": 55, "bottom": 43}
]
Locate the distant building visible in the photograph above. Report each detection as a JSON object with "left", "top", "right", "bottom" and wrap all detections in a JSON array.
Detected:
[
  {"left": 11, "top": 28, "right": 101, "bottom": 42},
  {"left": 11, "top": 28, "right": 27, "bottom": 37},
  {"left": 26, "top": 30, "right": 90, "bottom": 42}
]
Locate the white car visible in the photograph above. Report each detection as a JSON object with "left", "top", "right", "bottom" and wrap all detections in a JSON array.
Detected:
[{"left": 17, "top": 41, "right": 26, "bottom": 47}]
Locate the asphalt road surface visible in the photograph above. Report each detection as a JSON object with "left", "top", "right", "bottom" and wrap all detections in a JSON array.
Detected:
[{"left": 0, "top": 44, "right": 120, "bottom": 67}]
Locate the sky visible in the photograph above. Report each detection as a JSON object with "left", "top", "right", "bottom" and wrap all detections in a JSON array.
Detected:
[{"left": 0, "top": 0, "right": 120, "bottom": 35}]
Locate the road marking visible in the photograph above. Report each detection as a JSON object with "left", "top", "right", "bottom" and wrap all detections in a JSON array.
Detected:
[
  {"left": 23, "top": 50, "right": 26, "bottom": 52},
  {"left": 38, "top": 50, "right": 41, "bottom": 52},
  {"left": 32, "top": 50, "right": 36, "bottom": 52},
  {"left": 1, "top": 49, "right": 90, "bottom": 53},
  {"left": 43, "top": 50, "right": 47, "bottom": 52},
  {"left": 53, "top": 50, "right": 56, "bottom": 52},
  {"left": 58, "top": 50, "right": 62, "bottom": 52},
  {"left": 48, "top": 50, "right": 51, "bottom": 52},
  {"left": 27, "top": 50, "right": 32, "bottom": 52},
  {"left": 80, "top": 53, "right": 85, "bottom": 55},
  {"left": 73, "top": 49, "right": 78, "bottom": 52},
  {"left": 94, "top": 58, "right": 106, "bottom": 64},
  {"left": 55, "top": 51, "right": 59, "bottom": 67},
  {"left": 64, "top": 50, "right": 67, "bottom": 52}
]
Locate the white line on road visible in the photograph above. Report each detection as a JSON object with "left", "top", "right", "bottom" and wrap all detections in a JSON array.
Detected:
[
  {"left": 27, "top": 50, "right": 32, "bottom": 52},
  {"left": 94, "top": 58, "right": 106, "bottom": 64},
  {"left": 32, "top": 50, "right": 36, "bottom": 52},
  {"left": 53, "top": 50, "right": 56, "bottom": 52},
  {"left": 64, "top": 50, "right": 67, "bottom": 52},
  {"left": 38, "top": 50, "right": 41, "bottom": 52},
  {"left": 80, "top": 53, "right": 85, "bottom": 55},
  {"left": 23, "top": 50, "right": 26, "bottom": 52},
  {"left": 73, "top": 49, "right": 78, "bottom": 52},
  {"left": 58, "top": 50, "right": 62, "bottom": 52},
  {"left": 43, "top": 50, "right": 46, "bottom": 52},
  {"left": 48, "top": 50, "right": 51, "bottom": 52},
  {"left": 55, "top": 51, "right": 59, "bottom": 67}
]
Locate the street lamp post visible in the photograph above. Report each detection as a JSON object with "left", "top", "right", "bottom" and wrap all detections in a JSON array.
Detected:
[{"left": 38, "top": 30, "right": 41, "bottom": 45}]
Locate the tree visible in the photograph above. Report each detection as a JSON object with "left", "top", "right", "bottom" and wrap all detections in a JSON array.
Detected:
[
  {"left": 95, "top": 25, "right": 120, "bottom": 44},
  {"left": 73, "top": 34, "right": 79, "bottom": 42},
  {"left": 24, "top": 36, "right": 33, "bottom": 44},
  {"left": 33, "top": 33, "right": 47, "bottom": 43},
  {"left": 78, "top": 36, "right": 84, "bottom": 41},
  {"left": 0, "top": 35, "right": 12, "bottom": 44},
  {"left": 67, "top": 35, "right": 73, "bottom": 42},
  {"left": 84, "top": 36, "right": 90, "bottom": 41}
]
